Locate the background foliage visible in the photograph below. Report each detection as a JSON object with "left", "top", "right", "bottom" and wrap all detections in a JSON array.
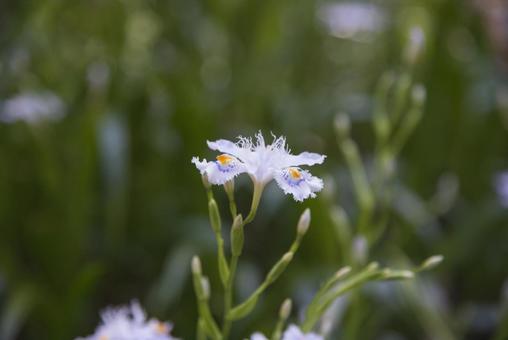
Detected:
[{"left": 1, "top": 0, "right": 508, "bottom": 339}]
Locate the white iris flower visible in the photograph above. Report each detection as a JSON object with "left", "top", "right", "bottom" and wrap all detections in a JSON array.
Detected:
[
  {"left": 250, "top": 324, "right": 323, "bottom": 340},
  {"left": 75, "top": 301, "right": 177, "bottom": 340},
  {"left": 192, "top": 132, "right": 326, "bottom": 202}
]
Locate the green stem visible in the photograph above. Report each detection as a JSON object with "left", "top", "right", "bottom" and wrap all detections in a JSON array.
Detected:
[
  {"left": 221, "top": 180, "right": 264, "bottom": 338},
  {"left": 227, "top": 196, "right": 237, "bottom": 220},
  {"left": 197, "top": 318, "right": 206, "bottom": 340},
  {"left": 302, "top": 264, "right": 380, "bottom": 332},
  {"left": 222, "top": 255, "right": 239, "bottom": 339}
]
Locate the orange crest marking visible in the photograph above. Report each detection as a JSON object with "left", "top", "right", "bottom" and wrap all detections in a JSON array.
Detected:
[
  {"left": 216, "top": 154, "right": 233, "bottom": 165},
  {"left": 288, "top": 167, "right": 302, "bottom": 179},
  {"left": 155, "top": 322, "right": 168, "bottom": 334}
]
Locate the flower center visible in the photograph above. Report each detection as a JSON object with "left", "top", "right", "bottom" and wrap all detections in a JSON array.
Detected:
[
  {"left": 283, "top": 167, "right": 304, "bottom": 186},
  {"left": 155, "top": 322, "right": 168, "bottom": 334},
  {"left": 288, "top": 167, "right": 301, "bottom": 180},
  {"left": 215, "top": 154, "right": 238, "bottom": 173},
  {"left": 216, "top": 154, "right": 233, "bottom": 165}
]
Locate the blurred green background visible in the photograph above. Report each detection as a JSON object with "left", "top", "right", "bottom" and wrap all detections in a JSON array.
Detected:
[{"left": 1, "top": 0, "right": 508, "bottom": 339}]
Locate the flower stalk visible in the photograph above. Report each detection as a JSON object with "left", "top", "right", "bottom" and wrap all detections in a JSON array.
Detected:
[{"left": 271, "top": 299, "right": 292, "bottom": 340}]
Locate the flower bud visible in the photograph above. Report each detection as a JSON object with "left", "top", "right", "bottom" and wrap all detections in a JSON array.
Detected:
[
  {"left": 201, "top": 276, "right": 211, "bottom": 300},
  {"left": 266, "top": 252, "right": 293, "bottom": 284},
  {"left": 231, "top": 214, "right": 244, "bottom": 257},
  {"left": 412, "top": 84, "right": 426, "bottom": 106},
  {"left": 382, "top": 269, "right": 414, "bottom": 280},
  {"left": 191, "top": 256, "right": 206, "bottom": 301},
  {"left": 297, "top": 209, "right": 311, "bottom": 237},
  {"left": 279, "top": 299, "right": 292, "bottom": 320},
  {"left": 420, "top": 255, "right": 444, "bottom": 271},
  {"left": 334, "top": 266, "right": 352, "bottom": 279},
  {"left": 208, "top": 199, "right": 222, "bottom": 234},
  {"left": 352, "top": 236, "right": 368, "bottom": 265},
  {"left": 192, "top": 256, "right": 202, "bottom": 275},
  {"left": 366, "top": 261, "right": 379, "bottom": 271},
  {"left": 334, "top": 113, "right": 351, "bottom": 140}
]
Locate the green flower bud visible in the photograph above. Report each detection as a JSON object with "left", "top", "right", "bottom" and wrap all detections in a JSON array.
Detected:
[
  {"left": 192, "top": 256, "right": 202, "bottom": 275},
  {"left": 334, "top": 266, "right": 352, "bottom": 280},
  {"left": 201, "top": 276, "right": 210, "bottom": 300},
  {"left": 279, "top": 299, "right": 292, "bottom": 320},
  {"left": 420, "top": 255, "right": 444, "bottom": 271},
  {"left": 231, "top": 214, "right": 244, "bottom": 257},
  {"left": 208, "top": 199, "right": 221, "bottom": 234},
  {"left": 412, "top": 84, "right": 426, "bottom": 106},
  {"left": 266, "top": 252, "right": 293, "bottom": 284},
  {"left": 297, "top": 209, "right": 311, "bottom": 237}
]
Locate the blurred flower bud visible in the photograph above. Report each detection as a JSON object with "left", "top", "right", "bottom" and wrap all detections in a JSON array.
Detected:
[
  {"left": 420, "top": 255, "right": 444, "bottom": 271},
  {"left": 201, "top": 276, "right": 211, "bottom": 300},
  {"left": 334, "top": 113, "right": 351, "bottom": 140},
  {"left": 192, "top": 256, "right": 202, "bottom": 275},
  {"left": 334, "top": 266, "right": 352, "bottom": 279},
  {"left": 267, "top": 252, "right": 293, "bottom": 284},
  {"left": 366, "top": 261, "right": 379, "bottom": 271},
  {"left": 297, "top": 209, "right": 311, "bottom": 237},
  {"left": 279, "top": 299, "right": 292, "bottom": 320},
  {"left": 352, "top": 236, "right": 368, "bottom": 265},
  {"left": 208, "top": 199, "right": 222, "bottom": 234},
  {"left": 231, "top": 214, "right": 244, "bottom": 257},
  {"left": 412, "top": 84, "right": 426, "bottom": 107},
  {"left": 382, "top": 269, "right": 414, "bottom": 280}
]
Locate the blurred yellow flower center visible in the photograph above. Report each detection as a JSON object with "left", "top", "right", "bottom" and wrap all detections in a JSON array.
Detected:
[
  {"left": 289, "top": 167, "right": 301, "bottom": 179},
  {"left": 216, "top": 154, "right": 233, "bottom": 165},
  {"left": 155, "top": 322, "right": 168, "bottom": 334},
  {"left": 99, "top": 336, "right": 108, "bottom": 340}
]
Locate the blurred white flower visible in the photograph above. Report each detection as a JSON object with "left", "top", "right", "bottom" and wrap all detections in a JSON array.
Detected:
[
  {"left": 250, "top": 325, "right": 323, "bottom": 340},
  {"left": 0, "top": 91, "right": 65, "bottom": 124},
  {"left": 282, "top": 325, "right": 323, "bottom": 340},
  {"left": 192, "top": 132, "right": 326, "bottom": 201},
  {"left": 250, "top": 333, "right": 269, "bottom": 340},
  {"left": 495, "top": 172, "right": 508, "bottom": 207},
  {"left": 75, "top": 301, "right": 177, "bottom": 340},
  {"left": 317, "top": 3, "right": 385, "bottom": 41}
]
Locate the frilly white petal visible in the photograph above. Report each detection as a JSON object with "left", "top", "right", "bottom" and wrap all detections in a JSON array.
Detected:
[
  {"left": 274, "top": 169, "right": 324, "bottom": 202},
  {"left": 76, "top": 301, "right": 177, "bottom": 340},
  {"left": 191, "top": 157, "right": 209, "bottom": 174},
  {"left": 207, "top": 139, "right": 250, "bottom": 161},
  {"left": 282, "top": 152, "right": 326, "bottom": 167},
  {"left": 282, "top": 325, "right": 323, "bottom": 340},
  {"left": 191, "top": 157, "right": 246, "bottom": 185}
]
